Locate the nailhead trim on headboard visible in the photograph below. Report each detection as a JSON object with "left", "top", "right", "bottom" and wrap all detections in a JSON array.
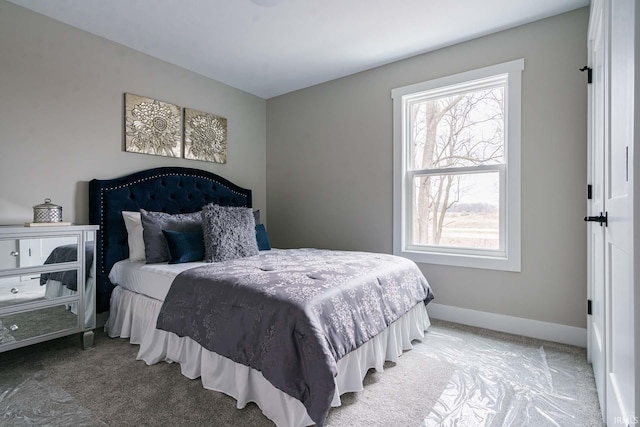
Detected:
[
  {"left": 88, "top": 167, "right": 252, "bottom": 312},
  {"left": 96, "top": 172, "right": 250, "bottom": 273}
]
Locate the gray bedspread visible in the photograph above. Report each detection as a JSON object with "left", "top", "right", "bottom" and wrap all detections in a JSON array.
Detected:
[{"left": 156, "top": 248, "right": 434, "bottom": 426}]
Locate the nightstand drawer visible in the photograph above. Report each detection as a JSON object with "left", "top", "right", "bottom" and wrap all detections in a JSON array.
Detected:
[
  {"left": 0, "top": 277, "right": 46, "bottom": 308},
  {"left": 0, "top": 304, "right": 79, "bottom": 346},
  {"left": 0, "top": 236, "right": 79, "bottom": 272},
  {"left": 0, "top": 270, "right": 78, "bottom": 309}
]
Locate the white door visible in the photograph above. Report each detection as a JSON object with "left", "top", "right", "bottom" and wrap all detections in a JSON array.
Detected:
[
  {"left": 586, "top": 0, "right": 607, "bottom": 418},
  {"left": 587, "top": 0, "right": 636, "bottom": 424},
  {"left": 604, "top": 0, "right": 634, "bottom": 423}
]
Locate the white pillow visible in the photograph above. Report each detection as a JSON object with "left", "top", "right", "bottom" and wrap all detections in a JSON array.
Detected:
[{"left": 122, "top": 211, "right": 146, "bottom": 261}]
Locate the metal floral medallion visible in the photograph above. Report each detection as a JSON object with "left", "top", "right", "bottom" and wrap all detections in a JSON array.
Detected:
[
  {"left": 184, "top": 108, "right": 227, "bottom": 163},
  {"left": 124, "top": 93, "right": 182, "bottom": 157}
]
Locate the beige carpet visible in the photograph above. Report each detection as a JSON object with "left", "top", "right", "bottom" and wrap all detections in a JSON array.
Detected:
[{"left": 0, "top": 319, "right": 603, "bottom": 426}]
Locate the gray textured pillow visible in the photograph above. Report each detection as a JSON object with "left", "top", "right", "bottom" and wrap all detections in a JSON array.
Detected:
[
  {"left": 202, "top": 204, "right": 259, "bottom": 262},
  {"left": 140, "top": 209, "right": 203, "bottom": 263}
]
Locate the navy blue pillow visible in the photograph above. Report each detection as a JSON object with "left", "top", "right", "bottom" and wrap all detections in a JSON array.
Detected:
[
  {"left": 141, "top": 209, "right": 202, "bottom": 264},
  {"left": 255, "top": 224, "right": 271, "bottom": 251},
  {"left": 162, "top": 229, "right": 205, "bottom": 264}
]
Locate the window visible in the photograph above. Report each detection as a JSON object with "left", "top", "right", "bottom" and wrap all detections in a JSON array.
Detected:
[{"left": 392, "top": 59, "right": 523, "bottom": 271}]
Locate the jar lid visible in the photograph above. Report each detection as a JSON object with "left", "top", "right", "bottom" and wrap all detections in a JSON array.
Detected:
[{"left": 33, "top": 198, "right": 62, "bottom": 210}]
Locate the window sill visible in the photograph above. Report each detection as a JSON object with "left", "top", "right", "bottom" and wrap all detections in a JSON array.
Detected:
[{"left": 396, "top": 248, "right": 521, "bottom": 272}]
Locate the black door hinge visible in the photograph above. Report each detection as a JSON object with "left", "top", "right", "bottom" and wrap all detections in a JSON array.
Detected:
[
  {"left": 587, "top": 299, "right": 592, "bottom": 315},
  {"left": 580, "top": 66, "right": 593, "bottom": 84},
  {"left": 587, "top": 184, "right": 592, "bottom": 200}
]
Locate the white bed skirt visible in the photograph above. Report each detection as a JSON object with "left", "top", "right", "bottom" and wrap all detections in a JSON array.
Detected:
[{"left": 106, "top": 286, "right": 431, "bottom": 427}]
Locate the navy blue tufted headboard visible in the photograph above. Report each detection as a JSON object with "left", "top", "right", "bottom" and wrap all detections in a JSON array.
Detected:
[{"left": 88, "top": 167, "right": 252, "bottom": 313}]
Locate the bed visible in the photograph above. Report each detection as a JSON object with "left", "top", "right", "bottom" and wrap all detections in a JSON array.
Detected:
[{"left": 89, "top": 167, "right": 434, "bottom": 427}]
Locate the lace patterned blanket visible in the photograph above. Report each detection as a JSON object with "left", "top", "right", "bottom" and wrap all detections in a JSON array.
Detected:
[{"left": 156, "top": 248, "right": 433, "bottom": 426}]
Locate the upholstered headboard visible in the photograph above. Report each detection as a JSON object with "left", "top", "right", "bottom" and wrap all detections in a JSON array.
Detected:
[{"left": 88, "top": 167, "right": 252, "bottom": 313}]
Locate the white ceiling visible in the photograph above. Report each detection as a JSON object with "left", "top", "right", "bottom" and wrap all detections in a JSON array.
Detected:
[{"left": 8, "top": 0, "right": 589, "bottom": 99}]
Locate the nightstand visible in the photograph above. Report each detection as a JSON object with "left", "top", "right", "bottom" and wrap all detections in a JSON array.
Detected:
[{"left": 0, "top": 224, "right": 99, "bottom": 352}]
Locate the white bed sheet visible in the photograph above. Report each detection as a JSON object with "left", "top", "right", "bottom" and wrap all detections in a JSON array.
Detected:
[
  {"left": 106, "top": 258, "right": 431, "bottom": 426},
  {"left": 108, "top": 259, "right": 207, "bottom": 302}
]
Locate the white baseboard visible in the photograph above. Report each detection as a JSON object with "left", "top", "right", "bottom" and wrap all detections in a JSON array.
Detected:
[{"left": 426, "top": 303, "right": 587, "bottom": 348}]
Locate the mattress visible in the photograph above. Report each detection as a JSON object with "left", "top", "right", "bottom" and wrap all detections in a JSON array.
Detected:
[{"left": 108, "top": 259, "right": 207, "bottom": 302}]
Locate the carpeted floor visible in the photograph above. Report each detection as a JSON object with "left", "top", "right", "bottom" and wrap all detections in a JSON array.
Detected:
[{"left": 0, "top": 319, "right": 604, "bottom": 426}]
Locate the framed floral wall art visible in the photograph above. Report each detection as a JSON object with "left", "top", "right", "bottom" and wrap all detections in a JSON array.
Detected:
[
  {"left": 124, "top": 93, "right": 182, "bottom": 157},
  {"left": 183, "top": 108, "right": 227, "bottom": 163}
]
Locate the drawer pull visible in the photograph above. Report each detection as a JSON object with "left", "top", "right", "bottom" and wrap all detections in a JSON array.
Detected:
[
  {"left": 10, "top": 288, "right": 19, "bottom": 294},
  {"left": 9, "top": 324, "right": 18, "bottom": 331},
  {"left": 10, "top": 251, "right": 19, "bottom": 257}
]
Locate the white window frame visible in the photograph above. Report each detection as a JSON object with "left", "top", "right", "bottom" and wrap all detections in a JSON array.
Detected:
[{"left": 392, "top": 59, "right": 523, "bottom": 272}]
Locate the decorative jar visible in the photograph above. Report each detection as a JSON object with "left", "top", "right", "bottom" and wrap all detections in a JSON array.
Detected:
[{"left": 33, "top": 198, "right": 63, "bottom": 223}]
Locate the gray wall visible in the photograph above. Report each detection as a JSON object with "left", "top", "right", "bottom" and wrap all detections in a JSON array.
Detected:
[
  {"left": 267, "top": 9, "right": 589, "bottom": 328},
  {"left": 0, "top": 0, "right": 266, "bottom": 225}
]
